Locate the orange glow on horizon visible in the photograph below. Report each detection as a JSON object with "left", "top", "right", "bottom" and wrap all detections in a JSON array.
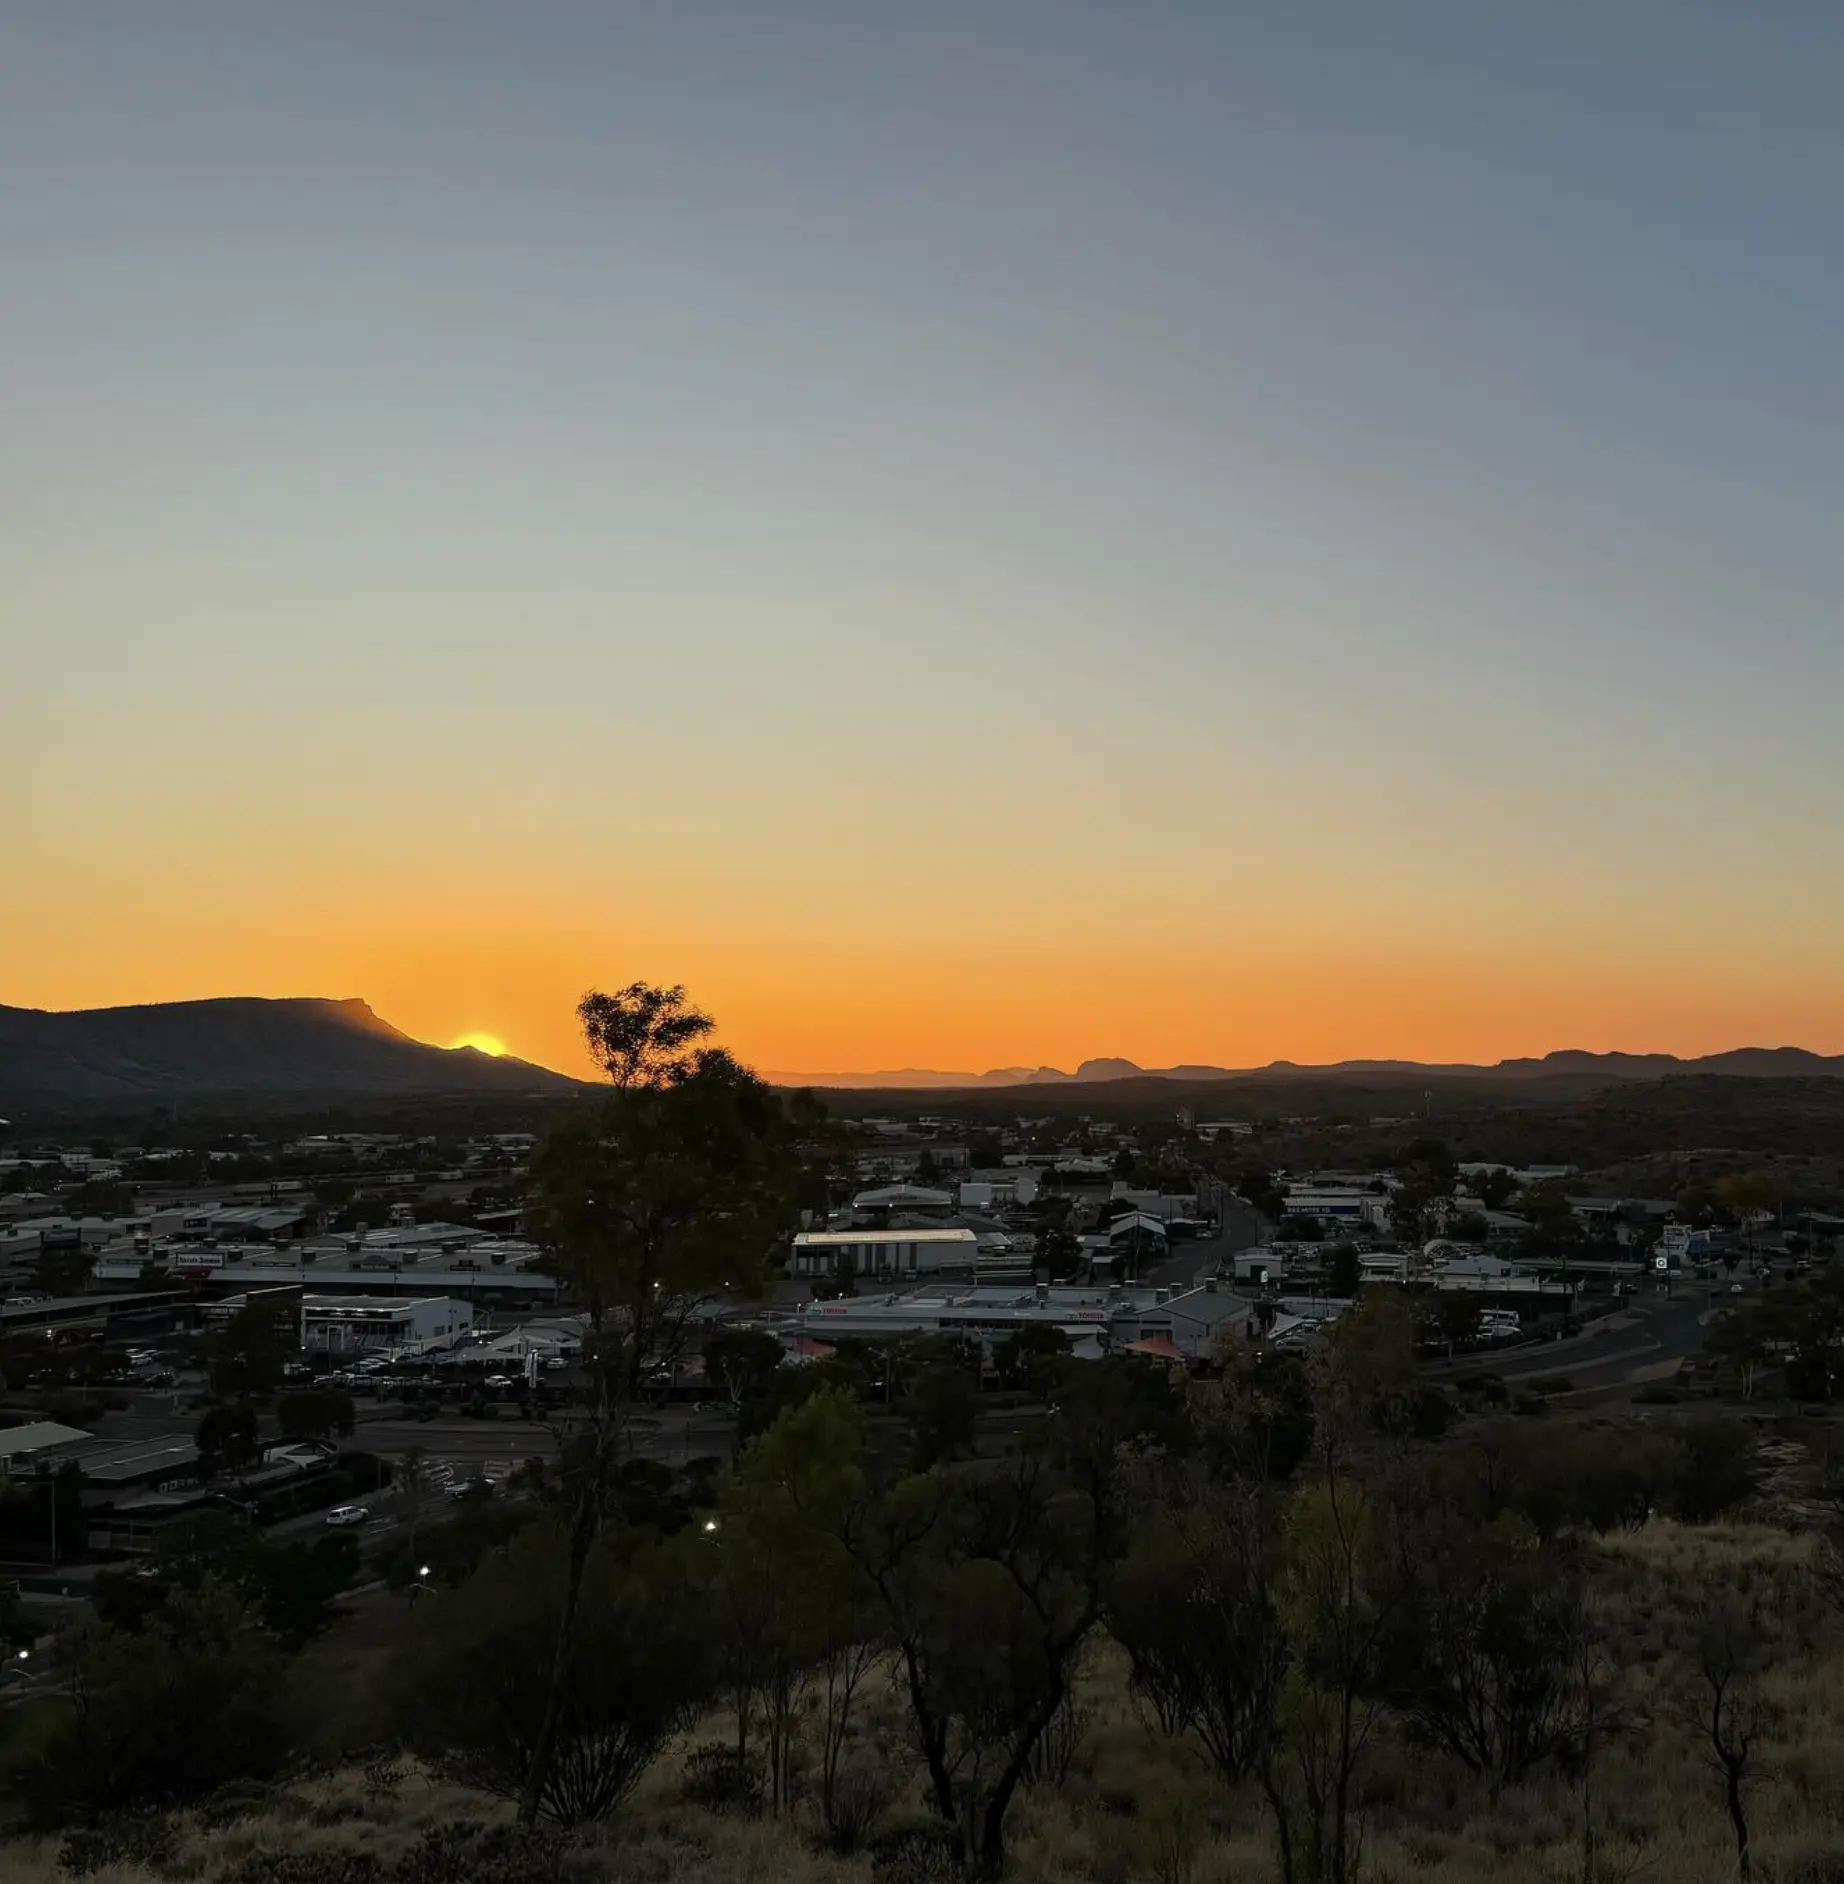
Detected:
[
  {"left": 449, "top": 1031, "right": 510, "bottom": 1058},
  {"left": 8, "top": 917, "right": 1837, "bottom": 1089}
]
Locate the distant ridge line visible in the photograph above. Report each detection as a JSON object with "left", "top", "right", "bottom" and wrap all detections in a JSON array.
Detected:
[{"left": 775, "top": 1045, "right": 1844, "bottom": 1091}]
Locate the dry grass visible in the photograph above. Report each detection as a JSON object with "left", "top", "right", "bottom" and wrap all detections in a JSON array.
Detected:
[{"left": 13, "top": 1519, "right": 1844, "bottom": 1883}]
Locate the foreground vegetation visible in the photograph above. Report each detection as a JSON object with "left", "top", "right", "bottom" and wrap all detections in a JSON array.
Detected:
[
  {"left": 8, "top": 1315, "right": 1844, "bottom": 1884},
  {"left": 7, "top": 1500, "right": 1844, "bottom": 1884}
]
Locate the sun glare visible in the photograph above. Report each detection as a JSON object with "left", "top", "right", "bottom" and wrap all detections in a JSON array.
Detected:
[{"left": 451, "top": 1031, "right": 509, "bottom": 1057}]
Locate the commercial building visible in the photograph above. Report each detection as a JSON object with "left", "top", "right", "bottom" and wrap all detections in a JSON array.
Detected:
[
  {"left": 299, "top": 1294, "right": 473, "bottom": 1354},
  {"left": 958, "top": 1172, "right": 1040, "bottom": 1210},
  {"left": 791, "top": 1228, "right": 980, "bottom": 1280},
  {"left": 1281, "top": 1188, "right": 1389, "bottom": 1230},
  {"left": 850, "top": 1184, "right": 957, "bottom": 1217},
  {"left": 0, "top": 1421, "right": 92, "bottom": 1473},
  {"left": 785, "top": 1278, "right": 1253, "bottom": 1363}
]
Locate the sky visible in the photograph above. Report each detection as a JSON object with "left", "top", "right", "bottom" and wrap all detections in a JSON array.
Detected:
[{"left": 4, "top": 4, "right": 1843, "bottom": 1080}]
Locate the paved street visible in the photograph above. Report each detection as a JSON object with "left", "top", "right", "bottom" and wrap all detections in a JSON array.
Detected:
[
  {"left": 1472, "top": 1280, "right": 1728, "bottom": 1395},
  {"left": 355, "top": 1403, "right": 739, "bottom": 1469},
  {"left": 1144, "top": 1200, "right": 1267, "bottom": 1289}
]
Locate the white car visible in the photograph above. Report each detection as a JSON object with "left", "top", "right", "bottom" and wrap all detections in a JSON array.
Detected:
[
  {"left": 483, "top": 1374, "right": 514, "bottom": 1389},
  {"left": 325, "top": 1504, "right": 370, "bottom": 1526}
]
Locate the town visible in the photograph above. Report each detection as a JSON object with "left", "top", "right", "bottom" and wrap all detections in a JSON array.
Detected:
[{"left": 0, "top": 1087, "right": 1821, "bottom": 1575}]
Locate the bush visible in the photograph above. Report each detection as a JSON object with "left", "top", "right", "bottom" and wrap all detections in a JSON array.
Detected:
[
  {"left": 818, "top": 1762, "right": 892, "bottom": 1853},
  {"left": 1785, "top": 1853, "right": 1844, "bottom": 1884},
  {"left": 680, "top": 1741, "right": 765, "bottom": 1817},
  {"left": 1667, "top": 1414, "right": 1759, "bottom": 1522},
  {"left": 1527, "top": 1375, "right": 1575, "bottom": 1395},
  {"left": 869, "top": 1823, "right": 962, "bottom": 1881},
  {"left": 197, "top": 1778, "right": 280, "bottom": 1828},
  {"left": 388, "top": 1525, "right": 710, "bottom": 1826},
  {"left": 27, "top": 1584, "right": 288, "bottom": 1829},
  {"left": 58, "top": 1816, "right": 176, "bottom": 1876},
  {"left": 226, "top": 1855, "right": 383, "bottom": 1884},
  {"left": 394, "top": 1823, "right": 567, "bottom": 1884}
]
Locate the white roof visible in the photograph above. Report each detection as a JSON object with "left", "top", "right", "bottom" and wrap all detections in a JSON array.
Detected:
[
  {"left": 0, "top": 1420, "right": 92, "bottom": 1457},
  {"left": 795, "top": 1228, "right": 978, "bottom": 1247},
  {"left": 1107, "top": 1212, "right": 1170, "bottom": 1239}
]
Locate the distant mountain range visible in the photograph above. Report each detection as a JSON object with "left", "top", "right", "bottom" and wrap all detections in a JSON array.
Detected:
[
  {"left": 0, "top": 998, "right": 583, "bottom": 1113},
  {"left": 5, "top": 997, "right": 1840, "bottom": 1117},
  {"left": 790, "top": 1047, "right": 1844, "bottom": 1091}
]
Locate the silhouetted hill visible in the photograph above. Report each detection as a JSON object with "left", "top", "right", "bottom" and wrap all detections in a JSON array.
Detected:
[
  {"left": 0, "top": 997, "right": 583, "bottom": 1112},
  {"left": 795, "top": 1045, "right": 1844, "bottom": 1091}
]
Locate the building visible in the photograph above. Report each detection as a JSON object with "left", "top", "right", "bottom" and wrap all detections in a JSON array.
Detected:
[
  {"left": 1110, "top": 1186, "right": 1208, "bottom": 1224},
  {"left": 958, "top": 1172, "right": 1040, "bottom": 1210},
  {"left": 850, "top": 1184, "right": 956, "bottom": 1217},
  {"left": 0, "top": 1289, "right": 192, "bottom": 1340},
  {"left": 203, "top": 1205, "right": 308, "bottom": 1242},
  {"left": 1281, "top": 1188, "right": 1388, "bottom": 1230},
  {"left": 791, "top": 1228, "right": 980, "bottom": 1280},
  {"left": 0, "top": 1421, "right": 92, "bottom": 1473},
  {"left": 785, "top": 1278, "right": 1253, "bottom": 1364},
  {"left": 300, "top": 1294, "right": 473, "bottom": 1354},
  {"left": 1660, "top": 1223, "right": 1717, "bottom": 1264}
]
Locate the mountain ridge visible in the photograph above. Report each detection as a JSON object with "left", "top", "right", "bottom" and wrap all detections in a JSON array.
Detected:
[
  {"left": 781, "top": 1045, "right": 1844, "bottom": 1090},
  {"left": 0, "top": 996, "right": 583, "bottom": 1111}
]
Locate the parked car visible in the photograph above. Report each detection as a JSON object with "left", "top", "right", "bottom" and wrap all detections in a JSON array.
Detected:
[
  {"left": 483, "top": 1374, "right": 514, "bottom": 1390},
  {"left": 325, "top": 1505, "right": 370, "bottom": 1526}
]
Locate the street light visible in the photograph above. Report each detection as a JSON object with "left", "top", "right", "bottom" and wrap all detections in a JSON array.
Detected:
[{"left": 702, "top": 1519, "right": 719, "bottom": 1535}]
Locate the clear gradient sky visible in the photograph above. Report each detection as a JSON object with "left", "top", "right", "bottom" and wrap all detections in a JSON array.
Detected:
[{"left": 5, "top": 5, "right": 1843, "bottom": 1080}]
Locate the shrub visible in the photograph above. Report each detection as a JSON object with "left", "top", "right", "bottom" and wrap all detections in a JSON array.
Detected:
[
  {"left": 1667, "top": 1414, "right": 1759, "bottom": 1522},
  {"left": 1786, "top": 1852, "right": 1844, "bottom": 1884},
  {"left": 817, "top": 1762, "right": 892, "bottom": 1853},
  {"left": 680, "top": 1742, "right": 765, "bottom": 1817},
  {"left": 197, "top": 1778, "right": 279, "bottom": 1829},
  {"left": 869, "top": 1823, "right": 962, "bottom": 1881},
  {"left": 226, "top": 1855, "right": 383, "bottom": 1884},
  {"left": 388, "top": 1526, "right": 709, "bottom": 1826},
  {"left": 394, "top": 1823, "right": 567, "bottom": 1884},
  {"left": 58, "top": 1816, "right": 176, "bottom": 1877},
  {"left": 27, "top": 1584, "right": 287, "bottom": 1830}
]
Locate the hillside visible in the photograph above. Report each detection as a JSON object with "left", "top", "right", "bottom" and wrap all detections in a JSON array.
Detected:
[{"left": 0, "top": 997, "right": 582, "bottom": 1113}]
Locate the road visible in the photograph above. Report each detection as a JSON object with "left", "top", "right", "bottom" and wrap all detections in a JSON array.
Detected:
[
  {"left": 354, "top": 1404, "right": 739, "bottom": 1469},
  {"left": 1144, "top": 1200, "right": 1267, "bottom": 1290},
  {"left": 1467, "top": 1279, "right": 1727, "bottom": 1396}
]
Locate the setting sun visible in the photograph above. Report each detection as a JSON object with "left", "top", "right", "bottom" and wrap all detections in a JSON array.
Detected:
[{"left": 449, "top": 1031, "right": 509, "bottom": 1058}]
